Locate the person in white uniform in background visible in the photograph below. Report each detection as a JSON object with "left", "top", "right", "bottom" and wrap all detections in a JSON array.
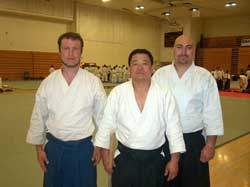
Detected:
[
  {"left": 0, "top": 77, "right": 2, "bottom": 93},
  {"left": 95, "top": 48, "right": 185, "bottom": 187},
  {"left": 153, "top": 35, "right": 224, "bottom": 187},
  {"left": 214, "top": 67, "right": 223, "bottom": 90},
  {"left": 0, "top": 76, "right": 2, "bottom": 88},
  {"left": 95, "top": 66, "right": 102, "bottom": 80},
  {"left": 110, "top": 65, "right": 119, "bottom": 83},
  {"left": 26, "top": 32, "right": 107, "bottom": 187},
  {"left": 223, "top": 70, "right": 231, "bottom": 91},
  {"left": 245, "top": 65, "right": 250, "bottom": 90},
  {"left": 101, "top": 65, "right": 109, "bottom": 82},
  {"left": 239, "top": 72, "right": 248, "bottom": 92}
]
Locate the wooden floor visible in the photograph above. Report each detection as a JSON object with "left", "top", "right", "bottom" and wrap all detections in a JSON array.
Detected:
[
  {"left": 0, "top": 82, "right": 249, "bottom": 187},
  {"left": 210, "top": 133, "right": 250, "bottom": 187}
]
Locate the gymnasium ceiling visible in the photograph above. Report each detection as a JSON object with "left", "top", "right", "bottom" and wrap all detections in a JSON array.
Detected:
[{"left": 76, "top": 0, "right": 250, "bottom": 19}]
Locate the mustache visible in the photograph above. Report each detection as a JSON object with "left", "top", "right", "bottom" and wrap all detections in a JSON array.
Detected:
[
  {"left": 178, "top": 55, "right": 189, "bottom": 58},
  {"left": 62, "top": 61, "right": 80, "bottom": 68}
]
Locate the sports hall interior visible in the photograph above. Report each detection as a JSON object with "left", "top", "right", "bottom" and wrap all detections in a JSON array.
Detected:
[{"left": 0, "top": 0, "right": 249, "bottom": 187}]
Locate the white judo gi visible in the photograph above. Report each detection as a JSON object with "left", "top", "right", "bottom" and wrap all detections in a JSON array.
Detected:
[
  {"left": 94, "top": 79, "right": 185, "bottom": 155},
  {"left": 27, "top": 68, "right": 107, "bottom": 144}
]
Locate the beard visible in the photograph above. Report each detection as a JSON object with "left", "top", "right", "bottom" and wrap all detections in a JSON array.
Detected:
[
  {"left": 62, "top": 60, "right": 80, "bottom": 68},
  {"left": 176, "top": 55, "right": 191, "bottom": 64}
]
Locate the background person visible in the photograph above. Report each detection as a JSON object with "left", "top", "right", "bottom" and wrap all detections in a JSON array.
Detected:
[{"left": 245, "top": 65, "right": 250, "bottom": 90}]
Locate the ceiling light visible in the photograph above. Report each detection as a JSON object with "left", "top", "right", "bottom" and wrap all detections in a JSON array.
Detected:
[
  {"left": 135, "top": 5, "right": 144, "bottom": 10},
  {"left": 225, "top": 2, "right": 238, "bottom": 7},
  {"left": 161, "top": 11, "right": 171, "bottom": 16},
  {"left": 190, "top": 8, "right": 199, "bottom": 12},
  {"left": 102, "top": 0, "right": 111, "bottom": 2}
]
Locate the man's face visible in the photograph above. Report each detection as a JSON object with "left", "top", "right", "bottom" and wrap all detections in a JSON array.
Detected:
[
  {"left": 129, "top": 53, "right": 153, "bottom": 81},
  {"left": 59, "top": 38, "right": 82, "bottom": 68},
  {"left": 173, "top": 36, "right": 194, "bottom": 65}
]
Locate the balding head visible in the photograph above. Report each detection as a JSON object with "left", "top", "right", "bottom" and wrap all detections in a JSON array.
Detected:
[
  {"left": 174, "top": 35, "right": 193, "bottom": 46},
  {"left": 173, "top": 35, "right": 195, "bottom": 66}
]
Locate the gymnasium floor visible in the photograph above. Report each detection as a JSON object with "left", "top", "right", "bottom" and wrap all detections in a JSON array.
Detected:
[
  {"left": 0, "top": 80, "right": 249, "bottom": 187},
  {"left": 210, "top": 134, "right": 250, "bottom": 187}
]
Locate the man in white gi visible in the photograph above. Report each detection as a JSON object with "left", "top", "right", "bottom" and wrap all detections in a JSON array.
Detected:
[
  {"left": 94, "top": 49, "right": 185, "bottom": 187},
  {"left": 26, "top": 32, "right": 107, "bottom": 187},
  {"left": 213, "top": 67, "right": 222, "bottom": 90},
  {"left": 153, "top": 35, "right": 224, "bottom": 187},
  {"left": 239, "top": 73, "right": 248, "bottom": 92},
  {"left": 223, "top": 70, "right": 231, "bottom": 91},
  {"left": 246, "top": 65, "right": 250, "bottom": 90}
]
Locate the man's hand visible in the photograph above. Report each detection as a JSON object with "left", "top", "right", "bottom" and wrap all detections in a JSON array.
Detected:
[
  {"left": 101, "top": 148, "right": 115, "bottom": 175},
  {"left": 36, "top": 145, "right": 49, "bottom": 173},
  {"left": 92, "top": 146, "right": 101, "bottom": 165},
  {"left": 164, "top": 153, "right": 179, "bottom": 181},
  {"left": 200, "top": 144, "right": 215, "bottom": 163},
  {"left": 200, "top": 135, "right": 217, "bottom": 163}
]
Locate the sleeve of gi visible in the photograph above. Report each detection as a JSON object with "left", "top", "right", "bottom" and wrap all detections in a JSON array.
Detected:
[
  {"left": 26, "top": 83, "right": 48, "bottom": 145},
  {"left": 94, "top": 88, "right": 118, "bottom": 149},
  {"left": 164, "top": 90, "right": 186, "bottom": 154},
  {"left": 203, "top": 75, "right": 224, "bottom": 136},
  {"left": 92, "top": 77, "right": 107, "bottom": 129}
]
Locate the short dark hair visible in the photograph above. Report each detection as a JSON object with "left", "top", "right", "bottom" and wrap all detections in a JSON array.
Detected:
[
  {"left": 128, "top": 49, "right": 154, "bottom": 65},
  {"left": 57, "top": 32, "right": 84, "bottom": 52}
]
